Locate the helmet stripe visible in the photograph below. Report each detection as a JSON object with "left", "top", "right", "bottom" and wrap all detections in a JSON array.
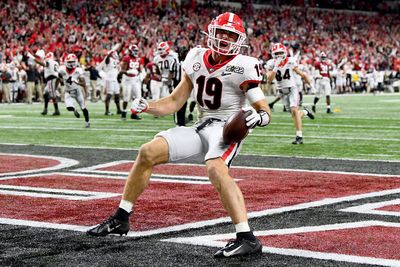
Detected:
[{"left": 227, "top": 12, "right": 235, "bottom": 26}]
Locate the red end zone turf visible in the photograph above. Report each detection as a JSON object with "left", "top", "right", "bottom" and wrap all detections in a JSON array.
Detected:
[{"left": 1, "top": 168, "right": 400, "bottom": 231}]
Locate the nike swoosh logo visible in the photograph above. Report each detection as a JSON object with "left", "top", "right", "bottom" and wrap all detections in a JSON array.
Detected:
[
  {"left": 107, "top": 224, "right": 121, "bottom": 232},
  {"left": 221, "top": 72, "right": 232, "bottom": 76},
  {"left": 223, "top": 244, "right": 243, "bottom": 257}
]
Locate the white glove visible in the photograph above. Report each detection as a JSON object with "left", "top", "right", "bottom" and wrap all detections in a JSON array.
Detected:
[
  {"left": 130, "top": 98, "right": 149, "bottom": 114},
  {"left": 242, "top": 106, "right": 270, "bottom": 128}
]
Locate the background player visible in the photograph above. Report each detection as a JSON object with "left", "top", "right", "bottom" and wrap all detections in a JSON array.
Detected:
[
  {"left": 59, "top": 53, "right": 90, "bottom": 128},
  {"left": 120, "top": 44, "right": 144, "bottom": 120},
  {"left": 97, "top": 44, "right": 123, "bottom": 116},
  {"left": 267, "top": 43, "right": 315, "bottom": 144},
  {"left": 313, "top": 52, "right": 333, "bottom": 113},
  {"left": 28, "top": 50, "right": 61, "bottom": 116}
]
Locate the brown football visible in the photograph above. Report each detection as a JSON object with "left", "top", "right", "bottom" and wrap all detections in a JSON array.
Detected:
[{"left": 223, "top": 109, "right": 251, "bottom": 145}]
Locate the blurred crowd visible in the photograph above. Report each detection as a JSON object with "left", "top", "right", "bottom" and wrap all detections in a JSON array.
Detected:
[{"left": 0, "top": 0, "right": 399, "bottom": 104}]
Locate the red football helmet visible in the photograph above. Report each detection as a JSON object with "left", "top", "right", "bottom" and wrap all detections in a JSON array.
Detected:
[
  {"left": 206, "top": 12, "right": 247, "bottom": 55},
  {"left": 157, "top": 42, "right": 170, "bottom": 57},
  {"left": 129, "top": 44, "right": 139, "bottom": 57},
  {"left": 271, "top": 43, "right": 287, "bottom": 60},
  {"left": 65, "top": 53, "right": 78, "bottom": 69}
]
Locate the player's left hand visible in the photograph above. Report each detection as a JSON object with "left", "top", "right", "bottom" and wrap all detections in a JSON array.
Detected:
[{"left": 242, "top": 106, "right": 270, "bottom": 128}]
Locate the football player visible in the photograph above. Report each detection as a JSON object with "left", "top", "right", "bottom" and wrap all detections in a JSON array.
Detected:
[
  {"left": 267, "top": 43, "right": 315, "bottom": 145},
  {"left": 120, "top": 44, "right": 144, "bottom": 120},
  {"left": 144, "top": 60, "right": 162, "bottom": 101},
  {"left": 59, "top": 54, "right": 90, "bottom": 128},
  {"left": 87, "top": 12, "right": 271, "bottom": 259},
  {"left": 27, "top": 50, "right": 61, "bottom": 115},
  {"left": 97, "top": 44, "right": 123, "bottom": 116},
  {"left": 153, "top": 41, "right": 179, "bottom": 98},
  {"left": 313, "top": 52, "right": 333, "bottom": 113}
]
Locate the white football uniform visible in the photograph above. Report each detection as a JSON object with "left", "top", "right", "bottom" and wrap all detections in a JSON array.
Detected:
[
  {"left": 44, "top": 59, "right": 60, "bottom": 98},
  {"left": 267, "top": 57, "right": 300, "bottom": 109},
  {"left": 156, "top": 47, "right": 263, "bottom": 167},
  {"left": 59, "top": 66, "right": 86, "bottom": 110},
  {"left": 97, "top": 55, "right": 120, "bottom": 95},
  {"left": 154, "top": 52, "right": 179, "bottom": 97}
]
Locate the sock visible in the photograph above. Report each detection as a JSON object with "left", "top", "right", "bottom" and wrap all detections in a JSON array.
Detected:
[
  {"left": 327, "top": 105, "right": 331, "bottom": 109},
  {"left": 235, "top": 222, "right": 251, "bottom": 233},
  {"left": 119, "top": 199, "right": 133, "bottom": 213},
  {"left": 82, "top": 108, "right": 89, "bottom": 122},
  {"left": 296, "top": 131, "right": 302, "bottom": 137},
  {"left": 303, "top": 109, "right": 308, "bottom": 116}
]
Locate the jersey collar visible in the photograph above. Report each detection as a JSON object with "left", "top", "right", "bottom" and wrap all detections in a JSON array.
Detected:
[{"left": 203, "top": 49, "right": 237, "bottom": 74}]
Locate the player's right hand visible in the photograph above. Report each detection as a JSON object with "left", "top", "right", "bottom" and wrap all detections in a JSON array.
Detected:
[{"left": 130, "top": 98, "right": 149, "bottom": 114}]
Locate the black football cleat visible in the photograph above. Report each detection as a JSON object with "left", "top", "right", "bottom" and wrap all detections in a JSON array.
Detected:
[
  {"left": 214, "top": 237, "right": 262, "bottom": 258},
  {"left": 121, "top": 111, "right": 127, "bottom": 121},
  {"left": 52, "top": 110, "right": 60, "bottom": 116},
  {"left": 292, "top": 136, "right": 303, "bottom": 145},
  {"left": 74, "top": 110, "right": 80, "bottom": 118},
  {"left": 268, "top": 103, "right": 274, "bottom": 112},
  {"left": 105, "top": 111, "right": 114, "bottom": 116},
  {"left": 327, "top": 108, "right": 333, "bottom": 114},
  {"left": 41, "top": 109, "right": 48, "bottom": 115},
  {"left": 86, "top": 216, "right": 129, "bottom": 237},
  {"left": 131, "top": 113, "right": 142, "bottom": 120},
  {"left": 304, "top": 107, "right": 315, "bottom": 120}
]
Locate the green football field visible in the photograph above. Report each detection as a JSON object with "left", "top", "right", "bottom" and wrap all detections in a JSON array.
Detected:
[{"left": 0, "top": 94, "right": 399, "bottom": 161}]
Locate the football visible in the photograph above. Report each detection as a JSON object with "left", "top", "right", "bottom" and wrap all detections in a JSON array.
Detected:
[{"left": 223, "top": 109, "right": 252, "bottom": 145}]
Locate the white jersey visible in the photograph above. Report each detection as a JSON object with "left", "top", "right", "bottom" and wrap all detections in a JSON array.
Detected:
[
  {"left": 267, "top": 57, "right": 298, "bottom": 90},
  {"left": 97, "top": 56, "right": 119, "bottom": 81},
  {"left": 182, "top": 47, "right": 262, "bottom": 120},
  {"left": 154, "top": 52, "right": 179, "bottom": 80},
  {"left": 44, "top": 59, "right": 59, "bottom": 80},
  {"left": 59, "top": 66, "right": 85, "bottom": 93}
]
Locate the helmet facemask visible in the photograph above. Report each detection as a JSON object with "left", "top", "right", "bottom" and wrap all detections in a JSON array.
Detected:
[
  {"left": 273, "top": 51, "right": 286, "bottom": 60},
  {"left": 66, "top": 60, "right": 77, "bottom": 69},
  {"left": 207, "top": 25, "right": 246, "bottom": 56}
]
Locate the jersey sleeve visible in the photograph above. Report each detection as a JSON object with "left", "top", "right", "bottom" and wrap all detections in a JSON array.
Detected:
[
  {"left": 239, "top": 56, "right": 263, "bottom": 89},
  {"left": 76, "top": 67, "right": 85, "bottom": 77},
  {"left": 58, "top": 67, "right": 66, "bottom": 78},
  {"left": 182, "top": 47, "right": 202, "bottom": 76}
]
